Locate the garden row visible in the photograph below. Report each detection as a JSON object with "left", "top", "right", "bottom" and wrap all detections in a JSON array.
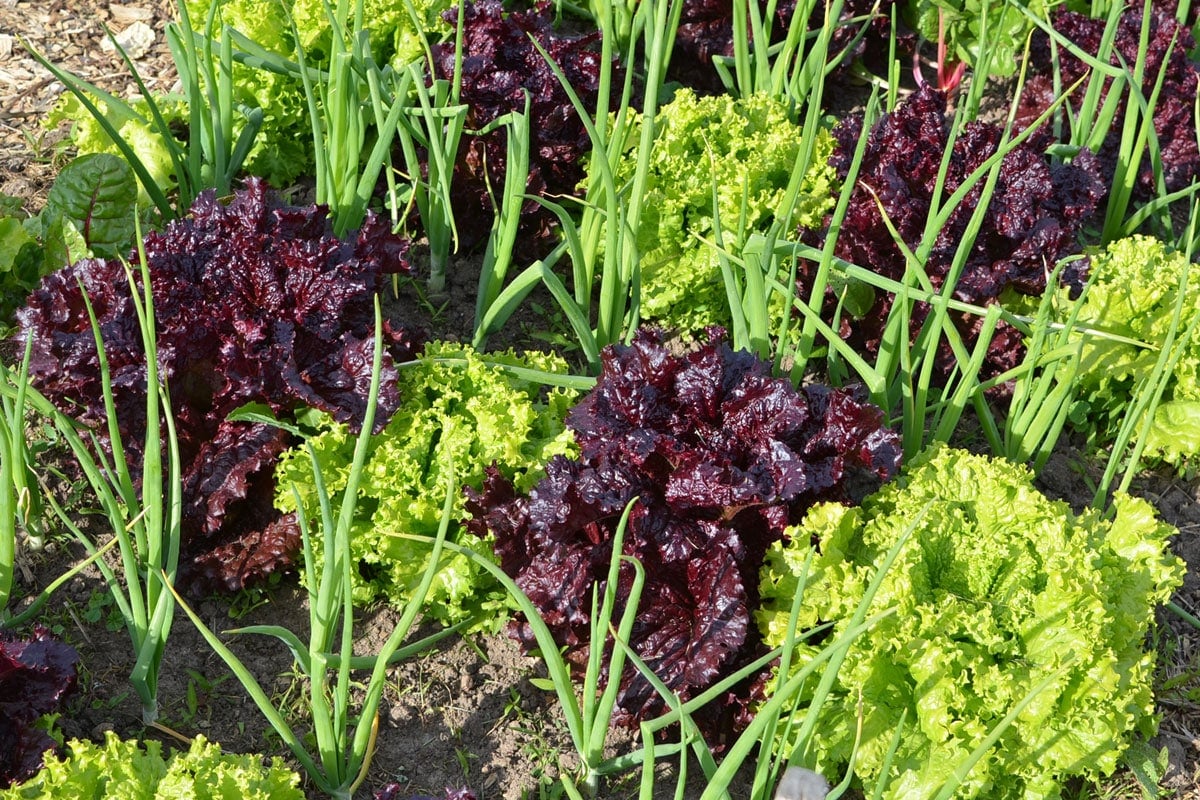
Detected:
[{"left": 2, "top": 0, "right": 1200, "bottom": 798}]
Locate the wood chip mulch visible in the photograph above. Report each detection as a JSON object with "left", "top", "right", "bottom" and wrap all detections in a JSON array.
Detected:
[{"left": 0, "top": 0, "right": 179, "bottom": 212}]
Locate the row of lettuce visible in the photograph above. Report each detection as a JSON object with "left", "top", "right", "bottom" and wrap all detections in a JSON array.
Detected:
[
  {"left": 0, "top": 178, "right": 1194, "bottom": 797},
  {"left": 2, "top": 0, "right": 1200, "bottom": 798}
]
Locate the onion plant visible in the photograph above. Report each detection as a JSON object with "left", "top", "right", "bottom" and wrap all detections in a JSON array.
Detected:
[
  {"left": 771, "top": 47, "right": 1090, "bottom": 459},
  {"left": 0, "top": 338, "right": 117, "bottom": 629},
  {"left": 24, "top": 1, "right": 263, "bottom": 220},
  {"left": 1019, "top": 0, "right": 1200, "bottom": 242},
  {"left": 512, "top": 0, "right": 682, "bottom": 373},
  {"left": 460, "top": 0, "right": 683, "bottom": 370},
  {"left": 393, "top": 59, "right": 467, "bottom": 295},
  {"left": 291, "top": 0, "right": 408, "bottom": 237},
  {"left": 0, "top": 232, "right": 182, "bottom": 723},
  {"left": 419, "top": 499, "right": 646, "bottom": 799},
  {"left": 166, "top": 300, "right": 459, "bottom": 800},
  {"left": 472, "top": 106, "right": 535, "bottom": 347}
]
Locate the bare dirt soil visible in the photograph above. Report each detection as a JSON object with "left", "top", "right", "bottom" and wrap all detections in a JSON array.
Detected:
[{"left": 4, "top": 3, "right": 1200, "bottom": 799}]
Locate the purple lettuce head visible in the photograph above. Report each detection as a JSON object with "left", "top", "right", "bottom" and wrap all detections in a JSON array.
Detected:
[
  {"left": 15, "top": 179, "right": 424, "bottom": 592},
  {"left": 0, "top": 627, "right": 78, "bottom": 788},
  {"left": 466, "top": 328, "right": 901, "bottom": 737},
  {"left": 429, "top": 0, "right": 618, "bottom": 257},
  {"left": 800, "top": 84, "right": 1103, "bottom": 385}
]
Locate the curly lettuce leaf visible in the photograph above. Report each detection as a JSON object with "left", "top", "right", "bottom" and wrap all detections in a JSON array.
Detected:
[
  {"left": 274, "top": 342, "right": 577, "bottom": 628},
  {"left": 614, "top": 89, "right": 838, "bottom": 333},
  {"left": 758, "top": 444, "right": 1183, "bottom": 799},
  {"left": 1063, "top": 235, "right": 1200, "bottom": 465},
  {"left": 1, "top": 732, "right": 303, "bottom": 799}
]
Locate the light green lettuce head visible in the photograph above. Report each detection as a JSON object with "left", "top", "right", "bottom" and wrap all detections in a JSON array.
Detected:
[
  {"left": 613, "top": 88, "right": 838, "bottom": 334},
  {"left": 1063, "top": 234, "right": 1200, "bottom": 466},
  {"left": 758, "top": 444, "right": 1183, "bottom": 799},
  {"left": 274, "top": 341, "right": 578, "bottom": 630},
  {"left": 1, "top": 732, "right": 303, "bottom": 799}
]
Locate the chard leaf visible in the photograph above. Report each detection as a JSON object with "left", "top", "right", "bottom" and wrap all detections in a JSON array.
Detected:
[
  {"left": 40, "top": 217, "right": 91, "bottom": 273},
  {"left": 42, "top": 153, "right": 136, "bottom": 260}
]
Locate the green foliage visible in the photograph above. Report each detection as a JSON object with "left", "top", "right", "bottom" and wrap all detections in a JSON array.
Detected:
[
  {"left": 47, "top": 1, "right": 310, "bottom": 196},
  {"left": 0, "top": 731, "right": 303, "bottom": 800},
  {"left": 757, "top": 443, "right": 1183, "bottom": 799},
  {"left": 1062, "top": 235, "right": 1200, "bottom": 465},
  {"left": 612, "top": 88, "right": 837, "bottom": 334},
  {"left": 290, "top": 0, "right": 454, "bottom": 68},
  {"left": 181, "top": 0, "right": 311, "bottom": 187},
  {"left": 44, "top": 93, "right": 177, "bottom": 212},
  {"left": 904, "top": 0, "right": 1056, "bottom": 78},
  {"left": 274, "top": 341, "right": 577, "bottom": 627}
]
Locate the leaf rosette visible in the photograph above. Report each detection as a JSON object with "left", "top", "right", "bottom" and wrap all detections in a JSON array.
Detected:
[{"left": 467, "top": 328, "right": 902, "bottom": 733}]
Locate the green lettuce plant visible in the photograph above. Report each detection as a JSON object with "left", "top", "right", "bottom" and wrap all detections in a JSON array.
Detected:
[
  {"left": 611, "top": 88, "right": 837, "bottom": 334},
  {"left": 757, "top": 443, "right": 1184, "bottom": 799},
  {"left": 273, "top": 341, "right": 578, "bottom": 627},
  {"left": 1058, "top": 235, "right": 1200, "bottom": 465},
  {"left": 0, "top": 732, "right": 303, "bottom": 800}
]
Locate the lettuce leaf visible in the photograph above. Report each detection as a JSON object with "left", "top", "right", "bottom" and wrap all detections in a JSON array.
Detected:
[
  {"left": 467, "top": 328, "right": 902, "bottom": 733},
  {"left": 615, "top": 89, "right": 838, "bottom": 334},
  {"left": 0, "top": 732, "right": 303, "bottom": 799},
  {"left": 758, "top": 444, "right": 1184, "bottom": 798},
  {"left": 273, "top": 341, "right": 577, "bottom": 628},
  {"left": 1061, "top": 235, "right": 1200, "bottom": 465}
]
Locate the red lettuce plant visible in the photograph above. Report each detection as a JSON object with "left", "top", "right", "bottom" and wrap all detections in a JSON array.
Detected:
[
  {"left": 1018, "top": 5, "right": 1200, "bottom": 199},
  {"left": 15, "top": 178, "right": 423, "bottom": 592},
  {"left": 0, "top": 627, "right": 78, "bottom": 788},
  {"left": 800, "top": 84, "right": 1103, "bottom": 383},
  {"left": 429, "top": 0, "right": 618, "bottom": 255},
  {"left": 465, "top": 328, "right": 902, "bottom": 735},
  {"left": 670, "top": 0, "right": 904, "bottom": 93}
]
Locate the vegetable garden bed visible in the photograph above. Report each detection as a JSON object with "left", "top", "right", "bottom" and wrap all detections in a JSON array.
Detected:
[{"left": 4, "top": 0, "right": 1200, "bottom": 798}]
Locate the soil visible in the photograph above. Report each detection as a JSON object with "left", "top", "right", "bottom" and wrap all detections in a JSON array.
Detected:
[{"left": 3, "top": 2, "right": 1200, "bottom": 800}]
